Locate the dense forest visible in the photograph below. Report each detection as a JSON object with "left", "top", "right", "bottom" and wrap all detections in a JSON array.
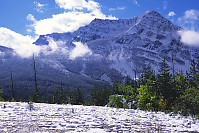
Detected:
[{"left": 0, "top": 57, "right": 199, "bottom": 118}]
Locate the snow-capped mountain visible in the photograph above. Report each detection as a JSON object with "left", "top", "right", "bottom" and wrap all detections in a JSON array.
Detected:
[
  {"left": 0, "top": 10, "right": 198, "bottom": 98},
  {"left": 34, "top": 10, "right": 198, "bottom": 78}
]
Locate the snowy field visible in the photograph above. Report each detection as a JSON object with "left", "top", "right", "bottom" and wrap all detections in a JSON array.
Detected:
[{"left": 0, "top": 102, "right": 199, "bottom": 133}]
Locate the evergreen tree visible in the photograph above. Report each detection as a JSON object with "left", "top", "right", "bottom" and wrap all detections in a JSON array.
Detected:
[
  {"left": 73, "top": 88, "right": 84, "bottom": 105},
  {"left": 137, "top": 74, "right": 158, "bottom": 111},
  {"left": 171, "top": 54, "right": 175, "bottom": 79},
  {"left": 67, "top": 89, "right": 73, "bottom": 104},
  {"left": 10, "top": 72, "right": 15, "bottom": 99},
  {"left": 111, "top": 81, "right": 121, "bottom": 95},
  {"left": 89, "top": 86, "right": 111, "bottom": 106},
  {"left": 134, "top": 70, "right": 139, "bottom": 89},
  {"left": 172, "top": 70, "right": 190, "bottom": 114},
  {"left": 189, "top": 59, "right": 197, "bottom": 87},
  {"left": 33, "top": 54, "right": 39, "bottom": 103},
  {"left": 195, "top": 58, "right": 199, "bottom": 88},
  {"left": 53, "top": 88, "right": 59, "bottom": 104},
  {"left": 157, "top": 58, "right": 173, "bottom": 109},
  {"left": 125, "top": 76, "right": 131, "bottom": 86},
  {"left": 89, "top": 87, "right": 98, "bottom": 105},
  {"left": 57, "top": 82, "right": 64, "bottom": 104},
  {"left": 174, "top": 70, "right": 189, "bottom": 97},
  {"left": 140, "top": 64, "right": 155, "bottom": 86},
  {"left": 180, "top": 87, "right": 199, "bottom": 116},
  {"left": 52, "top": 83, "right": 64, "bottom": 104},
  {"left": 0, "top": 90, "right": 3, "bottom": 101}
]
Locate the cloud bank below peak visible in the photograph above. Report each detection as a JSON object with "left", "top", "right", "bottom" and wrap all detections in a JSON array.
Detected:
[
  {"left": 0, "top": 27, "right": 40, "bottom": 58},
  {"left": 69, "top": 42, "right": 92, "bottom": 59},
  {"left": 0, "top": 27, "right": 93, "bottom": 59},
  {"left": 178, "top": 30, "right": 199, "bottom": 46}
]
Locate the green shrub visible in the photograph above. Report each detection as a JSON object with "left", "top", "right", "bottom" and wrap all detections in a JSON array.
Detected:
[{"left": 107, "top": 94, "right": 123, "bottom": 108}]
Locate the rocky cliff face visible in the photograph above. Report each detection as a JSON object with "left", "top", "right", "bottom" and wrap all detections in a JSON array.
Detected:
[{"left": 1, "top": 10, "right": 198, "bottom": 96}]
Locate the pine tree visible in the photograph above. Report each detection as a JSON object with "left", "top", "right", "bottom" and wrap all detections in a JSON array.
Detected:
[
  {"left": 65, "top": 88, "right": 72, "bottom": 104},
  {"left": 171, "top": 54, "right": 175, "bottom": 79},
  {"left": 0, "top": 90, "right": 3, "bottom": 101},
  {"left": 133, "top": 70, "right": 139, "bottom": 89},
  {"left": 174, "top": 70, "right": 189, "bottom": 97},
  {"left": 140, "top": 64, "right": 155, "bottom": 86},
  {"left": 157, "top": 58, "right": 173, "bottom": 109},
  {"left": 90, "top": 87, "right": 98, "bottom": 105},
  {"left": 53, "top": 88, "right": 59, "bottom": 104},
  {"left": 125, "top": 76, "right": 131, "bottom": 85},
  {"left": 73, "top": 88, "right": 84, "bottom": 105},
  {"left": 172, "top": 70, "right": 190, "bottom": 114},
  {"left": 195, "top": 58, "right": 199, "bottom": 88},
  {"left": 33, "top": 54, "right": 39, "bottom": 103},
  {"left": 60, "top": 81, "right": 64, "bottom": 103},
  {"left": 89, "top": 86, "right": 110, "bottom": 106},
  {"left": 10, "top": 72, "right": 15, "bottom": 99},
  {"left": 111, "top": 81, "right": 121, "bottom": 95},
  {"left": 189, "top": 59, "right": 196, "bottom": 86}
]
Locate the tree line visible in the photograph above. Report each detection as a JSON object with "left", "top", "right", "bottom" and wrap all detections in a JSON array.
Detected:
[
  {"left": 107, "top": 58, "right": 199, "bottom": 118},
  {"left": 0, "top": 57, "right": 199, "bottom": 118}
]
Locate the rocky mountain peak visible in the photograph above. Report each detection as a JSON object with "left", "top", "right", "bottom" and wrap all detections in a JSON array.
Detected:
[
  {"left": 134, "top": 10, "right": 181, "bottom": 32},
  {"left": 143, "top": 10, "right": 162, "bottom": 17}
]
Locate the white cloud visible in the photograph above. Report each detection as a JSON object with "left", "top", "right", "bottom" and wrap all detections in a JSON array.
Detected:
[
  {"left": 55, "top": 0, "right": 99, "bottom": 11},
  {"left": 27, "top": 29, "right": 33, "bottom": 33},
  {"left": 0, "top": 27, "right": 92, "bottom": 59},
  {"left": 178, "top": 30, "right": 199, "bottom": 46},
  {"left": 26, "top": 14, "right": 37, "bottom": 34},
  {"left": 41, "top": 37, "right": 68, "bottom": 55},
  {"left": 0, "top": 27, "right": 40, "bottom": 58},
  {"left": 168, "top": 11, "right": 176, "bottom": 17},
  {"left": 69, "top": 42, "right": 92, "bottom": 59},
  {"left": 184, "top": 9, "right": 199, "bottom": 20},
  {"left": 34, "top": 1, "right": 46, "bottom": 13},
  {"left": 30, "top": 0, "right": 116, "bottom": 35},
  {"left": 133, "top": 0, "right": 140, "bottom": 6},
  {"left": 178, "top": 9, "right": 199, "bottom": 30},
  {"left": 26, "top": 14, "right": 37, "bottom": 23},
  {"left": 163, "top": 1, "right": 167, "bottom": 10},
  {"left": 0, "top": 28, "right": 70, "bottom": 58},
  {"left": 109, "top": 7, "right": 125, "bottom": 11}
]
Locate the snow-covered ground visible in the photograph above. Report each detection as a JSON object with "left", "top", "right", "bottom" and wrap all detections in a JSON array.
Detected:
[{"left": 0, "top": 102, "right": 198, "bottom": 133}]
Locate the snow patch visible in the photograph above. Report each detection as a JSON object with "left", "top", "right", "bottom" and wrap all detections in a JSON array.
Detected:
[{"left": 0, "top": 102, "right": 198, "bottom": 132}]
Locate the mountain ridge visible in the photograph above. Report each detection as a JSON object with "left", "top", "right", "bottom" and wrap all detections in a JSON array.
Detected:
[{"left": 32, "top": 10, "right": 197, "bottom": 79}]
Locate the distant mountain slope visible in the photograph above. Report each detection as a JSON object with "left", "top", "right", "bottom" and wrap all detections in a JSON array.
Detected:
[{"left": 1, "top": 10, "right": 198, "bottom": 98}]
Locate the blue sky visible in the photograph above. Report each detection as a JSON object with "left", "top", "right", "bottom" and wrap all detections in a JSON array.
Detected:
[
  {"left": 1, "top": 0, "right": 199, "bottom": 58},
  {"left": 1, "top": 0, "right": 199, "bottom": 36}
]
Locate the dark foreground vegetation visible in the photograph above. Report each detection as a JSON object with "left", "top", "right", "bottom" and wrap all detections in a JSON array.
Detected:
[{"left": 0, "top": 57, "right": 199, "bottom": 118}]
